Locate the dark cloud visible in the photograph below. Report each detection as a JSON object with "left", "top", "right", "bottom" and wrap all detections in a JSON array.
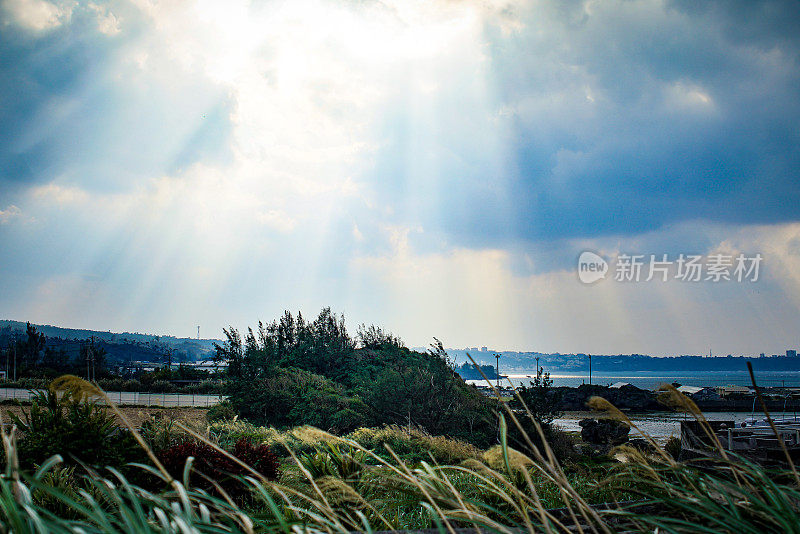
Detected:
[
  {"left": 369, "top": 0, "right": 800, "bottom": 247},
  {"left": 0, "top": 4, "right": 233, "bottom": 196}
]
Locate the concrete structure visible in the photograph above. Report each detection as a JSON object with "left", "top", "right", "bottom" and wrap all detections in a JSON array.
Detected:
[{"left": 716, "top": 385, "right": 751, "bottom": 397}]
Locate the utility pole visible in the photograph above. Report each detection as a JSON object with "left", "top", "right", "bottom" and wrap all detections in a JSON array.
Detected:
[
  {"left": 588, "top": 354, "right": 592, "bottom": 385},
  {"left": 495, "top": 353, "right": 500, "bottom": 389},
  {"left": 535, "top": 356, "right": 540, "bottom": 375},
  {"left": 91, "top": 336, "right": 95, "bottom": 381},
  {"left": 197, "top": 326, "right": 200, "bottom": 340}
]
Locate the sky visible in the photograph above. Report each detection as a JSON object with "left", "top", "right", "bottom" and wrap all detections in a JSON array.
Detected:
[{"left": 1, "top": 0, "right": 799, "bottom": 357}]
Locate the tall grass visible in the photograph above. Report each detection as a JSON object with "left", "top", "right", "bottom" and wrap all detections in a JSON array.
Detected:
[{"left": 0, "top": 374, "right": 798, "bottom": 533}]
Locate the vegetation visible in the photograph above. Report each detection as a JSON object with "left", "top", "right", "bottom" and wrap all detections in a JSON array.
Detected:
[
  {"left": 0, "top": 322, "right": 221, "bottom": 387},
  {"left": 157, "top": 438, "right": 280, "bottom": 496},
  {"left": 216, "top": 308, "right": 498, "bottom": 446},
  {"left": 0, "top": 376, "right": 797, "bottom": 533},
  {"left": 453, "top": 361, "right": 500, "bottom": 380},
  {"left": 1, "top": 314, "right": 798, "bottom": 531},
  {"left": 512, "top": 367, "right": 563, "bottom": 426},
  {"left": 6, "top": 389, "right": 146, "bottom": 471}
]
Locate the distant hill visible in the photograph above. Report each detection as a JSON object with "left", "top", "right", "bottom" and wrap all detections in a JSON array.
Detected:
[{"left": 0, "top": 320, "right": 221, "bottom": 364}]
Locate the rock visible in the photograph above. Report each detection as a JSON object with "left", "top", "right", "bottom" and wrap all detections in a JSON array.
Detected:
[
  {"left": 627, "top": 438, "right": 656, "bottom": 453},
  {"left": 552, "top": 384, "right": 660, "bottom": 411},
  {"left": 578, "top": 418, "right": 630, "bottom": 446}
]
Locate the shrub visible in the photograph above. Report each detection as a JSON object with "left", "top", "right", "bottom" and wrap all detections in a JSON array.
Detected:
[
  {"left": 157, "top": 437, "right": 279, "bottom": 496},
  {"left": 231, "top": 438, "right": 281, "bottom": 479},
  {"left": 511, "top": 368, "right": 562, "bottom": 425},
  {"left": 140, "top": 418, "right": 186, "bottom": 452},
  {"left": 206, "top": 399, "right": 237, "bottom": 422},
  {"left": 9, "top": 389, "right": 145, "bottom": 470},
  {"left": 298, "top": 443, "right": 367, "bottom": 481},
  {"left": 148, "top": 380, "right": 177, "bottom": 393},
  {"left": 227, "top": 367, "right": 371, "bottom": 433},
  {"left": 347, "top": 425, "right": 481, "bottom": 464},
  {"left": 208, "top": 420, "right": 283, "bottom": 450}
]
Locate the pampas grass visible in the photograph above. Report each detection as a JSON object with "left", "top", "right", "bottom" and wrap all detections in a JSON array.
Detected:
[{"left": 0, "top": 374, "right": 798, "bottom": 533}]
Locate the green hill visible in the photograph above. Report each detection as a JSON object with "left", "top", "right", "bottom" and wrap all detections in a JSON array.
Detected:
[{"left": 0, "top": 319, "right": 220, "bottom": 364}]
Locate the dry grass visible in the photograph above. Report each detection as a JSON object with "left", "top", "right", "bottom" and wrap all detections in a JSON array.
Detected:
[
  {"left": 1, "top": 376, "right": 799, "bottom": 533},
  {"left": 348, "top": 425, "right": 482, "bottom": 464},
  {"left": 1, "top": 403, "right": 209, "bottom": 428}
]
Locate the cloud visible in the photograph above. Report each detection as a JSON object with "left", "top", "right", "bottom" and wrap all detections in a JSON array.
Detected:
[
  {"left": 30, "top": 183, "right": 89, "bottom": 205},
  {"left": 0, "top": 0, "right": 799, "bottom": 355},
  {"left": 88, "top": 2, "right": 120, "bottom": 35},
  {"left": 366, "top": 0, "right": 800, "bottom": 246},
  {"left": 0, "top": 205, "right": 21, "bottom": 223},
  {"left": 349, "top": 220, "right": 800, "bottom": 356},
  {"left": 2, "top": 0, "right": 73, "bottom": 31},
  {"left": 0, "top": 2, "right": 233, "bottom": 193}
]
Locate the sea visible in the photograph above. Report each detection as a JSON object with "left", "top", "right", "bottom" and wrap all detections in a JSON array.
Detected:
[
  {"left": 465, "top": 369, "right": 800, "bottom": 441},
  {"left": 465, "top": 370, "right": 800, "bottom": 390}
]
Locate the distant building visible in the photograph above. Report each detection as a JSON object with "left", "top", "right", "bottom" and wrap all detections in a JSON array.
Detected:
[
  {"left": 189, "top": 359, "right": 228, "bottom": 372},
  {"left": 481, "top": 346, "right": 488, "bottom": 352},
  {"left": 716, "top": 385, "right": 751, "bottom": 397},
  {"left": 678, "top": 385, "right": 720, "bottom": 401},
  {"left": 787, "top": 350, "right": 797, "bottom": 358}
]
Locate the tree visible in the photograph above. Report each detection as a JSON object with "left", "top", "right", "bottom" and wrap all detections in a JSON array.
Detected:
[
  {"left": 221, "top": 308, "right": 500, "bottom": 447},
  {"left": 513, "top": 367, "right": 562, "bottom": 426},
  {"left": 356, "top": 324, "right": 404, "bottom": 350},
  {"left": 20, "top": 322, "right": 45, "bottom": 370}
]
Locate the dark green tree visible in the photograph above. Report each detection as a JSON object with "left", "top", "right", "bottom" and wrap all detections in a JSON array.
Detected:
[{"left": 513, "top": 367, "right": 562, "bottom": 426}]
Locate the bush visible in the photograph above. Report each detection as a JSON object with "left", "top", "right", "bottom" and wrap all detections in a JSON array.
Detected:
[
  {"left": 208, "top": 420, "right": 283, "bottom": 450},
  {"left": 9, "top": 389, "right": 146, "bottom": 470},
  {"left": 140, "top": 418, "right": 187, "bottom": 453},
  {"left": 148, "top": 380, "right": 177, "bottom": 393},
  {"left": 206, "top": 399, "right": 237, "bottom": 422},
  {"left": 157, "top": 438, "right": 279, "bottom": 496},
  {"left": 347, "top": 425, "right": 481, "bottom": 464},
  {"left": 227, "top": 367, "right": 370, "bottom": 433}
]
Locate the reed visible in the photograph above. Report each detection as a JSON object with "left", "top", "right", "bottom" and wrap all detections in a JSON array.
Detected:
[{"left": 0, "top": 375, "right": 797, "bottom": 533}]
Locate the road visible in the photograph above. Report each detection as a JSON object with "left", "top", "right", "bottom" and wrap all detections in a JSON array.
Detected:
[{"left": 0, "top": 388, "right": 226, "bottom": 407}]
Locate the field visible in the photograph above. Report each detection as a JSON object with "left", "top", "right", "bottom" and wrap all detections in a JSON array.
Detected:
[{"left": 0, "top": 402, "right": 209, "bottom": 428}]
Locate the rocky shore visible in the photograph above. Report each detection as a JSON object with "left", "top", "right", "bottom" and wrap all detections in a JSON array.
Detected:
[{"left": 546, "top": 383, "right": 795, "bottom": 412}]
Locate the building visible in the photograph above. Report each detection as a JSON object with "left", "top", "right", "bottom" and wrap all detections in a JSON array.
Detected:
[
  {"left": 788, "top": 349, "right": 797, "bottom": 358},
  {"left": 678, "top": 385, "right": 720, "bottom": 401},
  {"left": 716, "top": 385, "right": 751, "bottom": 397}
]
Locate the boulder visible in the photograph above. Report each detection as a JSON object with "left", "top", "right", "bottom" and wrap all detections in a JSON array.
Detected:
[
  {"left": 578, "top": 418, "right": 630, "bottom": 446},
  {"left": 552, "top": 384, "right": 660, "bottom": 411}
]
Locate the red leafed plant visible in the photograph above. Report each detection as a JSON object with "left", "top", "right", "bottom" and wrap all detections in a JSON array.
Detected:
[{"left": 157, "top": 438, "right": 279, "bottom": 496}]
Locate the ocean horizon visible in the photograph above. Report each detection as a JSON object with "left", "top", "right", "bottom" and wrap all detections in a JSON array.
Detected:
[{"left": 466, "top": 370, "right": 800, "bottom": 390}]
